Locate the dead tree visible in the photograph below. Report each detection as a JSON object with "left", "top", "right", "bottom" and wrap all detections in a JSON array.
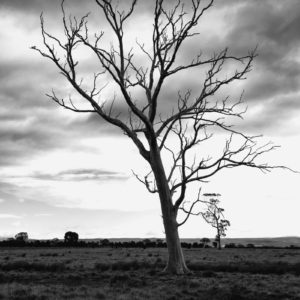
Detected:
[{"left": 32, "top": 0, "right": 284, "bottom": 274}]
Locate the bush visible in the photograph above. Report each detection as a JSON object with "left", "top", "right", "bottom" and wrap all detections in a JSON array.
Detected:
[
  {"left": 64, "top": 231, "right": 79, "bottom": 244},
  {"left": 15, "top": 232, "right": 29, "bottom": 242}
]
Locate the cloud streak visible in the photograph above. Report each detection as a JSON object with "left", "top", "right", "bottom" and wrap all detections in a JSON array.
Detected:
[
  {"left": 31, "top": 169, "right": 129, "bottom": 182},
  {"left": 0, "top": 214, "right": 22, "bottom": 219}
]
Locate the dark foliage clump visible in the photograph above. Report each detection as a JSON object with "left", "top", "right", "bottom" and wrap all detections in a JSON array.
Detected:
[{"left": 64, "top": 231, "right": 79, "bottom": 244}]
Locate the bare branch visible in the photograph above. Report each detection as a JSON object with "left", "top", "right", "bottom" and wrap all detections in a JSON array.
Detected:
[
  {"left": 178, "top": 189, "right": 202, "bottom": 227},
  {"left": 132, "top": 170, "right": 158, "bottom": 194},
  {"left": 46, "top": 90, "right": 96, "bottom": 113}
]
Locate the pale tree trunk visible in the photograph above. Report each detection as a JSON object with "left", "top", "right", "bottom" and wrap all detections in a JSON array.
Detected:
[
  {"left": 149, "top": 141, "right": 189, "bottom": 274},
  {"left": 218, "top": 237, "right": 222, "bottom": 250},
  {"left": 162, "top": 211, "right": 189, "bottom": 274}
]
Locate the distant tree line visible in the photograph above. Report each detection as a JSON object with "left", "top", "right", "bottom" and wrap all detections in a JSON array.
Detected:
[{"left": 0, "top": 232, "right": 298, "bottom": 249}]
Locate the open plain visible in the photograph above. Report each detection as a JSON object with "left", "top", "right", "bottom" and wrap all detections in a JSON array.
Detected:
[{"left": 0, "top": 247, "right": 299, "bottom": 299}]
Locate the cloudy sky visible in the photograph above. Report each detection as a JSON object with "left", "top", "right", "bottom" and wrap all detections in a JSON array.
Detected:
[{"left": 0, "top": 0, "right": 299, "bottom": 239}]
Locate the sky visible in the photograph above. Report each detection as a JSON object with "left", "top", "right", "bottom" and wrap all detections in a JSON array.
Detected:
[{"left": 0, "top": 0, "right": 299, "bottom": 239}]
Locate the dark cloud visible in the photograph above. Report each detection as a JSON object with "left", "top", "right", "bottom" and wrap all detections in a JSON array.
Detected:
[
  {"left": 0, "top": 0, "right": 51, "bottom": 12},
  {"left": 165, "top": 0, "right": 300, "bottom": 134},
  {"left": 236, "top": 93, "right": 300, "bottom": 135},
  {"left": 0, "top": 57, "right": 124, "bottom": 167},
  {"left": 222, "top": 1, "right": 300, "bottom": 135},
  {"left": 0, "top": 0, "right": 93, "bottom": 16},
  {"left": 1, "top": 0, "right": 300, "bottom": 173},
  {"left": 219, "top": 0, "right": 300, "bottom": 101}
]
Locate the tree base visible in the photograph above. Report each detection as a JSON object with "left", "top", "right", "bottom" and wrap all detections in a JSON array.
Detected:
[{"left": 163, "top": 263, "right": 191, "bottom": 275}]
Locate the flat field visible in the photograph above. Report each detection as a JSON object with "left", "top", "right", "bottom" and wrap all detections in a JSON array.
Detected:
[{"left": 0, "top": 247, "right": 299, "bottom": 299}]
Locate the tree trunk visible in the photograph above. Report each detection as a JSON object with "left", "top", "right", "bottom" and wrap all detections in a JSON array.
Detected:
[
  {"left": 218, "top": 237, "right": 222, "bottom": 250},
  {"left": 149, "top": 142, "right": 189, "bottom": 274},
  {"left": 216, "top": 227, "right": 221, "bottom": 250},
  {"left": 162, "top": 212, "right": 189, "bottom": 274}
]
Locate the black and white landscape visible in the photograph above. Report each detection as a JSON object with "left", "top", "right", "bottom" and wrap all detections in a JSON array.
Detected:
[{"left": 0, "top": 0, "right": 299, "bottom": 298}]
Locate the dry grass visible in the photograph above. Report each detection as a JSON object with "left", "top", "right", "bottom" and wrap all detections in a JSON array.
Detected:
[{"left": 0, "top": 247, "right": 299, "bottom": 299}]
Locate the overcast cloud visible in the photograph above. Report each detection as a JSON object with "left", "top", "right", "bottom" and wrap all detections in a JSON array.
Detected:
[{"left": 0, "top": 0, "right": 299, "bottom": 238}]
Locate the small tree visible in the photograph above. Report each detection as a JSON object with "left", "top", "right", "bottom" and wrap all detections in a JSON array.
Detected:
[
  {"left": 15, "top": 232, "right": 29, "bottom": 242},
  {"left": 201, "top": 193, "right": 230, "bottom": 250},
  {"left": 64, "top": 231, "right": 79, "bottom": 244},
  {"left": 200, "top": 237, "right": 210, "bottom": 248}
]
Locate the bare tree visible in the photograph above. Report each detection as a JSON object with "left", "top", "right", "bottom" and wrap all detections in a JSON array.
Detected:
[
  {"left": 32, "top": 0, "right": 284, "bottom": 274},
  {"left": 201, "top": 193, "right": 230, "bottom": 250}
]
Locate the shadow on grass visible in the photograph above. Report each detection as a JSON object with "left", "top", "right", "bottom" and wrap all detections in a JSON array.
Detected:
[
  {"left": 94, "top": 260, "right": 300, "bottom": 276},
  {"left": 189, "top": 261, "right": 300, "bottom": 275},
  {"left": 0, "top": 261, "right": 67, "bottom": 272}
]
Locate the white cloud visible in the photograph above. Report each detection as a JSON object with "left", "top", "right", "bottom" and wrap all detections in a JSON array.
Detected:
[
  {"left": 0, "top": 214, "right": 22, "bottom": 219},
  {"left": 34, "top": 213, "right": 52, "bottom": 217},
  {"left": 12, "top": 221, "right": 21, "bottom": 227}
]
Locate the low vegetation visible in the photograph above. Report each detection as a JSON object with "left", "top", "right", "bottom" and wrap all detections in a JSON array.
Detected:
[
  {"left": 0, "top": 247, "right": 299, "bottom": 299},
  {"left": 1, "top": 237, "right": 300, "bottom": 249}
]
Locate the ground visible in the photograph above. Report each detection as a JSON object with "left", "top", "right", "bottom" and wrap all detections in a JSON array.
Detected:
[{"left": 0, "top": 247, "right": 299, "bottom": 299}]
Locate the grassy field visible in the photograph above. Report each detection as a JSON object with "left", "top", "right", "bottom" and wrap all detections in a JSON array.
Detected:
[{"left": 0, "top": 247, "right": 299, "bottom": 299}]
